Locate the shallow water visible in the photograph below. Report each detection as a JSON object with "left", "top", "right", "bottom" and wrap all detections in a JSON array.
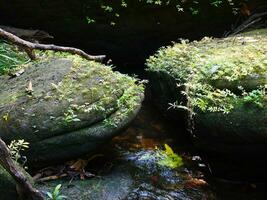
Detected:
[{"left": 37, "top": 103, "right": 267, "bottom": 200}]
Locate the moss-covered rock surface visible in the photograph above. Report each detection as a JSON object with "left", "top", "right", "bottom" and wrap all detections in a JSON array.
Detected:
[
  {"left": 146, "top": 29, "right": 267, "bottom": 154},
  {"left": 0, "top": 42, "right": 144, "bottom": 166}
]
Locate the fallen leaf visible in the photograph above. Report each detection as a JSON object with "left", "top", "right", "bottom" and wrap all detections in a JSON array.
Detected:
[
  {"left": 26, "top": 80, "right": 33, "bottom": 94},
  {"left": 184, "top": 178, "right": 208, "bottom": 189},
  {"left": 70, "top": 159, "right": 88, "bottom": 171}
]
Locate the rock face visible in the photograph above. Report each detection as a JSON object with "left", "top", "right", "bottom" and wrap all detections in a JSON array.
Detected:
[
  {"left": 146, "top": 29, "right": 267, "bottom": 178},
  {"left": 0, "top": 43, "right": 144, "bottom": 166}
]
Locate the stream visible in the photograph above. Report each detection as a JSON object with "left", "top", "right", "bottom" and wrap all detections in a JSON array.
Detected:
[{"left": 36, "top": 101, "right": 267, "bottom": 200}]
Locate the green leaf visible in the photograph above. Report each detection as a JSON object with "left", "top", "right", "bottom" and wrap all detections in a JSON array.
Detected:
[
  {"left": 164, "top": 143, "right": 174, "bottom": 155},
  {"left": 46, "top": 192, "right": 53, "bottom": 199}
]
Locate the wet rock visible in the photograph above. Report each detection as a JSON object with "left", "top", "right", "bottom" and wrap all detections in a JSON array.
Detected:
[
  {"left": 126, "top": 182, "right": 206, "bottom": 200},
  {"left": 125, "top": 150, "right": 186, "bottom": 187},
  {"left": 37, "top": 165, "right": 134, "bottom": 200},
  {"left": 0, "top": 42, "right": 144, "bottom": 166},
  {"left": 146, "top": 29, "right": 267, "bottom": 178}
]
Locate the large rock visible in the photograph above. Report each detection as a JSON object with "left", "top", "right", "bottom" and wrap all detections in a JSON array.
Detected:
[
  {"left": 146, "top": 29, "right": 267, "bottom": 179},
  {"left": 0, "top": 43, "right": 144, "bottom": 166}
]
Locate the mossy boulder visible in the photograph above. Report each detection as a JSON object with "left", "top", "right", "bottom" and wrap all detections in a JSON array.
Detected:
[
  {"left": 0, "top": 42, "right": 144, "bottom": 166},
  {"left": 146, "top": 29, "right": 267, "bottom": 156}
]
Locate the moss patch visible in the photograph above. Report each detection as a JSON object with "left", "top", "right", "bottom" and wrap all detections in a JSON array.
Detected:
[
  {"left": 146, "top": 29, "right": 267, "bottom": 114},
  {"left": 0, "top": 41, "right": 144, "bottom": 165}
]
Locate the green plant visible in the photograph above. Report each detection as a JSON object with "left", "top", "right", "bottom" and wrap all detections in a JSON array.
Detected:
[
  {"left": 146, "top": 30, "right": 267, "bottom": 114},
  {"left": 103, "top": 118, "right": 118, "bottom": 128},
  {"left": 63, "top": 108, "right": 81, "bottom": 124},
  {"left": 0, "top": 41, "right": 29, "bottom": 75},
  {"left": 243, "top": 87, "right": 266, "bottom": 108},
  {"left": 85, "top": 0, "right": 248, "bottom": 26},
  {"left": 46, "top": 184, "right": 67, "bottom": 200},
  {"left": 8, "top": 139, "right": 29, "bottom": 162},
  {"left": 157, "top": 144, "right": 183, "bottom": 169}
]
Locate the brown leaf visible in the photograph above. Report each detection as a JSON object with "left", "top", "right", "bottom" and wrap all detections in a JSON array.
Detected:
[
  {"left": 70, "top": 159, "right": 88, "bottom": 171},
  {"left": 26, "top": 80, "right": 33, "bottom": 94},
  {"left": 184, "top": 178, "right": 208, "bottom": 189}
]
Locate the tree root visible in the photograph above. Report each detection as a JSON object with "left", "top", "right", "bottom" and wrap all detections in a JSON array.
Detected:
[{"left": 0, "top": 138, "right": 44, "bottom": 200}]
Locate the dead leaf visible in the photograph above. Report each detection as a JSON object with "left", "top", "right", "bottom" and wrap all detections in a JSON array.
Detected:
[
  {"left": 26, "top": 80, "right": 33, "bottom": 94},
  {"left": 184, "top": 178, "right": 208, "bottom": 189},
  {"left": 70, "top": 159, "right": 88, "bottom": 171}
]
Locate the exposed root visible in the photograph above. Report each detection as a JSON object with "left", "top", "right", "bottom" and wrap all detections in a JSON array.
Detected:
[{"left": 0, "top": 138, "right": 44, "bottom": 200}]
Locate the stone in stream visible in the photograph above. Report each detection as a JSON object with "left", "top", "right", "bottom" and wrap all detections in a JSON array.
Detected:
[
  {"left": 146, "top": 29, "right": 267, "bottom": 178},
  {"left": 0, "top": 41, "right": 144, "bottom": 167}
]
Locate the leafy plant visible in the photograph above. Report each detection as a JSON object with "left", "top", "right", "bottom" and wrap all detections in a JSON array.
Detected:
[
  {"left": 157, "top": 144, "right": 183, "bottom": 169},
  {"left": 85, "top": 0, "right": 249, "bottom": 26},
  {"left": 243, "top": 88, "right": 266, "bottom": 108},
  {"left": 0, "top": 41, "right": 29, "bottom": 75},
  {"left": 64, "top": 108, "right": 81, "bottom": 124},
  {"left": 103, "top": 118, "right": 118, "bottom": 128},
  {"left": 8, "top": 139, "right": 29, "bottom": 163},
  {"left": 46, "top": 184, "right": 67, "bottom": 200},
  {"left": 146, "top": 30, "right": 267, "bottom": 114}
]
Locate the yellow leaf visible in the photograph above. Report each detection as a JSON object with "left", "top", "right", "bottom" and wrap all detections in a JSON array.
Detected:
[
  {"left": 164, "top": 143, "right": 174, "bottom": 155},
  {"left": 3, "top": 113, "right": 9, "bottom": 121}
]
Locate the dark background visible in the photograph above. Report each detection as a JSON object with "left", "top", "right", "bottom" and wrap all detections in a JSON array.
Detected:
[{"left": 0, "top": 0, "right": 266, "bottom": 74}]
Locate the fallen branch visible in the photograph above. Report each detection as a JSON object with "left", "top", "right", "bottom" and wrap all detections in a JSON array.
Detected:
[
  {"left": 0, "top": 28, "right": 105, "bottom": 61},
  {"left": 0, "top": 138, "right": 44, "bottom": 200},
  {"left": 226, "top": 11, "right": 267, "bottom": 36}
]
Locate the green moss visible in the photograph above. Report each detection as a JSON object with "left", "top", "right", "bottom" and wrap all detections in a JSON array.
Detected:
[
  {"left": 0, "top": 43, "right": 144, "bottom": 139},
  {"left": 147, "top": 29, "right": 267, "bottom": 114}
]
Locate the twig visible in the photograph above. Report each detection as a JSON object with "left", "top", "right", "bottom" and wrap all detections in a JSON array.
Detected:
[{"left": 0, "top": 28, "right": 105, "bottom": 61}]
